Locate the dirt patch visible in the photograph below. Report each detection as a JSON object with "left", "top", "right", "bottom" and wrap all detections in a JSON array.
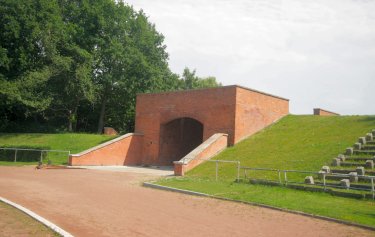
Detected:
[{"left": 0, "top": 166, "right": 373, "bottom": 237}]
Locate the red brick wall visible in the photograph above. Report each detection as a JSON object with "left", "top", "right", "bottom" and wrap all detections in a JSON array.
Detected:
[
  {"left": 174, "top": 133, "right": 228, "bottom": 176},
  {"left": 313, "top": 108, "right": 339, "bottom": 116},
  {"left": 135, "top": 85, "right": 289, "bottom": 166},
  {"left": 234, "top": 86, "right": 289, "bottom": 143},
  {"left": 69, "top": 133, "right": 143, "bottom": 166},
  {"left": 135, "top": 87, "right": 237, "bottom": 166}
]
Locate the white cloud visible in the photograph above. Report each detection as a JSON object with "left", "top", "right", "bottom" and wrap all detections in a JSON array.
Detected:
[{"left": 126, "top": 0, "right": 375, "bottom": 115}]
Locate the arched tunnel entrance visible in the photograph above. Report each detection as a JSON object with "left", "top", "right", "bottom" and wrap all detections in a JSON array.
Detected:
[{"left": 159, "top": 117, "right": 204, "bottom": 165}]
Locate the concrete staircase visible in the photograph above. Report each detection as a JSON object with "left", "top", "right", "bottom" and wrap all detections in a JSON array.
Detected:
[{"left": 313, "top": 129, "right": 375, "bottom": 193}]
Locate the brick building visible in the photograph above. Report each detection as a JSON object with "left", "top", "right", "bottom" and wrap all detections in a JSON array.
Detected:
[{"left": 70, "top": 85, "right": 289, "bottom": 174}]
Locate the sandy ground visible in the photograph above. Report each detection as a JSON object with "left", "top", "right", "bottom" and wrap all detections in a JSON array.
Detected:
[{"left": 0, "top": 166, "right": 373, "bottom": 237}]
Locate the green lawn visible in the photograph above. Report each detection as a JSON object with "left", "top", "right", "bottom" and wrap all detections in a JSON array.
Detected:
[
  {"left": 188, "top": 115, "right": 375, "bottom": 180},
  {"left": 157, "top": 177, "right": 375, "bottom": 227},
  {"left": 156, "top": 115, "right": 375, "bottom": 227},
  {"left": 0, "top": 133, "right": 117, "bottom": 165}
]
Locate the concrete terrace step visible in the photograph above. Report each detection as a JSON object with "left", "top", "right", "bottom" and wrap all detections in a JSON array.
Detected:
[
  {"left": 331, "top": 169, "right": 375, "bottom": 176},
  {"left": 366, "top": 141, "right": 375, "bottom": 145},
  {"left": 315, "top": 181, "right": 373, "bottom": 191},
  {"left": 354, "top": 150, "right": 375, "bottom": 155},
  {"left": 361, "top": 145, "right": 375, "bottom": 150},
  {"left": 323, "top": 174, "right": 371, "bottom": 182},
  {"left": 247, "top": 179, "right": 373, "bottom": 199},
  {"left": 345, "top": 157, "right": 375, "bottom": 162},
  {"left": 340, "top": 162, "right": 368, "bottom": 167}
]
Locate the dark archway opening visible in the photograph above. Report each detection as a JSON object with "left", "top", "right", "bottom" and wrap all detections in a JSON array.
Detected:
[{"left": 159, "top": 117, "right": 203, "bottom": 165}]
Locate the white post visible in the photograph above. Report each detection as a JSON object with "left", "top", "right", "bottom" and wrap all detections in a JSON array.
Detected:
[
  {"left": 215, "top": 160, "right": 218, "bottom": 181},
  {"left": 237, "top": 161, "right": 240, "bottom": 182},
  {"left": 284, "top": 171, "right": 288, "bottom": 186},
  {"left": 14, "top": 149, "right": 17, "bottom": 162},
  {"left": 323, "top": 173, "right": 326, "bottom": 191}
]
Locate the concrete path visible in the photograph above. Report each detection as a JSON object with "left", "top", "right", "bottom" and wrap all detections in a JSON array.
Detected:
[{"left": 0, "top": 166, "right": 372, "bottom": 237}]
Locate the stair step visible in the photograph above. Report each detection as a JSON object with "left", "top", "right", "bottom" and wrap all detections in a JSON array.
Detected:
[
  {"left": 323, "top": 174, "right": 371, "bottom": 182},
  {"left": 331, "top": 169, "right": 375, "bottom": 175},
  {"left": 345, "top": 157, "right": 375, "bottom": 162},
  {"left": 340, "top": 162, "right": 368, "bottom": 167},
  {"left": 354, "top": 150, "right": 375, "bottom": 155},
  {"left": 315, "top": 181, "right": 373, "bottom": 191},
  {"left": 366, "top": 141, "right": 375, "bottom": 145},
  {"left": 362, "top": 145, "right": 375, "bottom": 150}
]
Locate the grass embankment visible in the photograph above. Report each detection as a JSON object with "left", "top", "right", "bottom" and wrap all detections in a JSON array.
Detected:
[
  {"left": 0, "top": 133, "right": 116, "bottom": 165},
  {"left": 0, "top": 201, "right": 60, "bottom": 236},
  {"left": 157, "top": 115, "right": 375, "bottom": 227}
]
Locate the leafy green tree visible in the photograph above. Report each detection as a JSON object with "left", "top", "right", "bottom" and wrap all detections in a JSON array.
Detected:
[
  {"left": 0, "top": 0, "right": 96, "bottom": 132},
  {"left": 180, "top": 67, "right": 221, "bottom": 89},
  {"left": 0, "top": 0, "right": 61, "bottom": 116},
  {"left": 92, "top": 3, "right": 177, "bottom": 133},
  {"left": 0, "top": 0, "right": 219, "bottom": 133}
]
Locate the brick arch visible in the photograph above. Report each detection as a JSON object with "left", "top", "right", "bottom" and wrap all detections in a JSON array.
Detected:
[{"left": 158, "top": 117, "right": 204, "bottom": 165}]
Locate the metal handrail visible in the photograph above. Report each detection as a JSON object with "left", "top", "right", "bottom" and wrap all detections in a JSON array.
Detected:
[
  {"left": 0, "top": 148, "right": 70, "bottom": 153},
  {"left": 0, "top": 147, "right": 71, "bottom": 163}
]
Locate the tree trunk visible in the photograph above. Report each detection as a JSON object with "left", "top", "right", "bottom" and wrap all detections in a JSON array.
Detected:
[
  {"left": 73, "top": 105, "right": 78, "bottom": 132},
  {"left": 68, "top": 110, "right": 73, "bottom": 132},
  {"left": 97, "top": 93, "right": 107, "bottom": 134}
]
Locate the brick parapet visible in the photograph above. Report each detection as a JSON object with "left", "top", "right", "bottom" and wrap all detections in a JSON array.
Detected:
[
  {"left": 313, "top": 108, "right": 339, "bottom": 116},
  {"left": 174, "top": 133, "right": 228, "bottom": 176},
  {"left": 69, "top": 133, "right": 143, "bottom": 166}
]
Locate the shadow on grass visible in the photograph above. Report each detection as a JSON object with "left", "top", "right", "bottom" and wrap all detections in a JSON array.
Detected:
[{"left": 358, "top": 116, "right": 375, "bottom": 125}]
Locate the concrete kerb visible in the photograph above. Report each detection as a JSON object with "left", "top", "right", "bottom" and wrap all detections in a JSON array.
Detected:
[
  {"left": 143, "top": 181, "right": 375, "bottom": 232},
  {"left": 0, "top": 196, "right": 74, "bottom": 237}
]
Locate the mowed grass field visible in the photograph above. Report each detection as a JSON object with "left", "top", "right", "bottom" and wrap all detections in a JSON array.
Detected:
[
  {"left": 189, "top": 115, "right": 375, "bottom": 179},
  {"left": 0, "top": 133, "right": 116, "bottom": 165},
  {"left": 157, "top": 115, "right": 375, "bottom": 227}
]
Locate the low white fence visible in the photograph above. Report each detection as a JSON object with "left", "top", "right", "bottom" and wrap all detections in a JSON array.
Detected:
[{"left": 187, "top": 158, "right": 375, "bottom": 199}]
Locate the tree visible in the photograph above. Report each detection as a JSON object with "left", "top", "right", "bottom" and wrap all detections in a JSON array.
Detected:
[
  {"left": 0, "top": 0, "right": 220, "bottom": 133},
  {"left": 0, "top": 0, "right": 96, "bottom": 132},
  {"left": 92, "top": 3, "right": 177, "bottom": 133},
  {"left": 180, "top": 67, "right": 221, "bottom": 90},
  {"left": 0, "top": 0, "right": 61, "bottom": 125}
]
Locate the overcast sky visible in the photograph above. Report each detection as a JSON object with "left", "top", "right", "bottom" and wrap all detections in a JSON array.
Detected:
[{"left": 126, "top": 0, "right": 375, "bottom": 115}]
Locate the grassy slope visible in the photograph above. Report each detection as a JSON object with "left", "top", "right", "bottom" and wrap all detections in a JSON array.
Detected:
[
  {"left": 188, "top": 115, "right": 375, "bottom": 180},
  {"left": 0, "top": 133, "right": 116, "bottom": 165},
  {"left": 157, "top": 115, "right": 375, "bottom": 227}
]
